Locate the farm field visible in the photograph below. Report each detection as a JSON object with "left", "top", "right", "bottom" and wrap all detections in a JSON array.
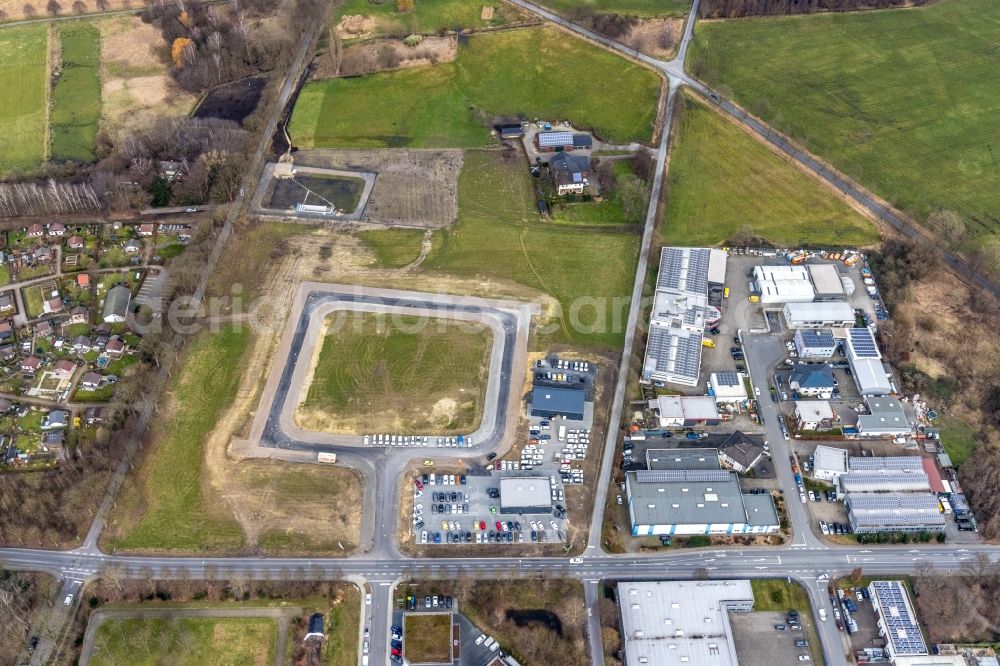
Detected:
[
  {"left": 425, "top": 150, "right": 640, "bottom": 350},
  {"left": 289, "top": 26, "right": 662, "bottom": 148},
  {"left": 105, "top": 327, "right": 362, "bottom": 554},
  {"left": 50, "top": 23, "right": 102, "bottom": 162},
  {"left": 660, "top": 94, "right": 880, "bottom": 247},
  {"left": 0, "top": 26, "right": 48, "bottom": 173},
  {"left": 333, "top": 0, "right": 524, "bottom": 38},
  {"left": 538, "top": 0, "right": 689, "bottom": 17},
  {"left": 358, "top": 228, "right": 426, "bottom": 268},
  {"left": 296, "top": 311, "right": 492, "bottom": 435},
  {"left": 688, "top": 0, "right": 1000, "bottom": 244},
  {"left": 91, "top": 617, "right": 276, "bottom": 666}
]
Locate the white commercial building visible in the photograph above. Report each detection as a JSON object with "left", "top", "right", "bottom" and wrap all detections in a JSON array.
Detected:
[
  {"left": 857, "top": 397, "right": 911, "bottom": 437},
  {"left": 643, "top": 248, "right": 713, "bottom": 387},
  {"left": 808, "top": 263, "right": 847, "bottom": 300},
  {"left": 649, "top": 395, "right": 720, "bottom": 427},
  {"left": 782, "top": 301, "right": 856, "bottom": 329},
  {"left": 794, "top": 328, "right": 837, "bottom": 358},
  {"left": 795, "top": 400, "right": 836, "bottom": 431},
  {"left": 754, "top": 265, "right": 815, "bottom": 303},
  {"left": 845, "top": 327, "right": 894, "bottom": 396},
  {"left": 617, "top": 580, "right": 753, "bottom": 666},
  {"left": 812, "top": 445, "right": 849, "bottom": 482},
  {"left": 709, "top": 372, "right": 748, "bottom": 404},
  {"left": 868, "top": 580, "right": 929, "bottom": 660}
]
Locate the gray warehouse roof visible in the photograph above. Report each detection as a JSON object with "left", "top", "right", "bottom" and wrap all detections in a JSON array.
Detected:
[
  {"left": 839, "top": 472, "right": 931, "bottom": 493},
  {"left": 627, "top": 471, "right": 747, "bottom": 526},
  {"left": 808, "top": 263, "right": 845, "bottom": 296},
  {"left": 530, "top": 386, "right": 585, "bottom": 416},
  {"left": 500, "top": 477, "right": 552, "bottom": 510},
  {"left": 847, "top": 493, "right": 945, "bottom": 530},
  {"left": 849, "top": 455, "right": 923, "bottom": 472},
  {"left": 618, "top": 580, "right": 753, "bottom": 666},
  {"left": 645, "top": 448, "right": 720, "bottom": 471}
]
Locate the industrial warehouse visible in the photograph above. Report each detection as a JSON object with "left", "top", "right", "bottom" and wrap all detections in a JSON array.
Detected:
[{"left": 642, "top": 247, "right": 727, "bottom": 387}]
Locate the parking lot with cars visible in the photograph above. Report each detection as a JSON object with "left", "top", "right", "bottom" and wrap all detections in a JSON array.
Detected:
[{"left": 730, "top": 610, "right": 817, "bottom": 666}]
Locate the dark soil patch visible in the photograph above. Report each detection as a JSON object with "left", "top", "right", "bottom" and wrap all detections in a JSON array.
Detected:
[
  {"left": 193, "top": 76, "right": 267, "bottom": 125},
  {"left": 504, "top": 609, "right": 563, "bottom": 637},
  {"left": 266, "top": 174, "right": 365, "bottom": 212}
]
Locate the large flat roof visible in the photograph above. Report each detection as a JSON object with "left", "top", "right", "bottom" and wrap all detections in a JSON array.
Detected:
[
  {"left": 618, "top": 580, "right": 753, "bottom": 666},
  {"left": 849, "top": 357, "right": 893, "bottom": 395},
  {"left": 499, "top": 477, "right": 552, "bottom": 510},
  {"left": 808, "top": 263, "right": 845, "bottom": 296},
  {"left": 847, "top": 493, "right": 945, "bottom": 530},
  {"left": 783, "top": 301, "right": 856, "bottom": 324},
  {"left": 839, "top": 472, "right": 931, "bottom": 493},
  {"left": 813, "top": 445, "right": 849, "bottom": 475},
  {"left": 869, "top": 580, "right": 928, "bottom": 657},
  {"left": 627, "top": 471, "right": 747, "bottom": 526},
  {"left": 646, "top": 448, "right": 720, "bottom": 471},
  {"left": 643, "top": 325, "right": 703, "bottom": 386}
]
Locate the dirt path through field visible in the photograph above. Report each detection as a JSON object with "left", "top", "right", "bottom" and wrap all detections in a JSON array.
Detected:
[{"left": 400, "top": 229, "right": 434, "bottom": 272}]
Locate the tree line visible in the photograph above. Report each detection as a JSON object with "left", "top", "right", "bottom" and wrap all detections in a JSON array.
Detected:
[{"left": 699, "top": 0, "right": 933, "bottom": 18}]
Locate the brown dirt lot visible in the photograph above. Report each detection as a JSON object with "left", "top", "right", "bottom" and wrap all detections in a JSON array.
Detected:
[
  {"left": 100, "top": 16, "right": 197, "bottom": 134},
  {"left": 403, "top": 613, "right": 452, "bottom": 663},
  {"left": 293, "top": 149, "right": 464, "bottom": 228},
  {"left": 314, "top": 35, "right": 458, "bottom": 78},
  {"left": 624, "top": 18, "right": 682, "bottom": 59}
]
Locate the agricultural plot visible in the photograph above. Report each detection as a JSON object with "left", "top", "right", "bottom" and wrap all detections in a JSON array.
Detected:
[
  {"left": 333, "top": 0, "right": 525, "bottom": 39},
  {"left": 660, "top": 94, "right": 879, "bottom": 247},
  {"left": 538, "top": 0, "right": 689, "bottom": 17},
  {"left": 50, "top": 23, "right": 102, "bottom": 162},
  {"left": 424, "top": 150, "right": 641, "bottom": 350},
  {"left": 689, "top": 0, "right": 1000, "bottom": 244},
  {"left": 296, "top": 311, "right": 492, "bottom": 435},
  {"left": 289, "top": 26, "right": 662, "bottom": 148},
  {"left": 358, "top": 228, "right": 426, "bottom": 268},
  {"left": 91, "top": 617, "right": 276, "bottom": 666},
  {"left": 0, "top": 26, "right": 48, "bottom": 173}
]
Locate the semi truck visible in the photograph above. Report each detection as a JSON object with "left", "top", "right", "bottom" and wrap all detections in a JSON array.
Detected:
[
  {"left": 558, "top": 425, "right": 566, "bottom": 441},
  {"left": 317, "top": 452, "right": 337, "bottom": 463}
]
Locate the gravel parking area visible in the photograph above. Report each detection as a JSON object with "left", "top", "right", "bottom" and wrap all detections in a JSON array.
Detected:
[{"left": 730, "top": 611, "right": 813, "bottom": 666}]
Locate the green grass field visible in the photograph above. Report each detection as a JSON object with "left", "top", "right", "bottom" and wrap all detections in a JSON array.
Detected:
[
  {"left": 106, "top": 327, "right": 249, "bottom": 552},
  {"left": 91, "top": 617, "right": 276, "bottom": 666},
  {"left": 538, "top": 0, "right": 689, "bottom": 17},
  {"left": 688, "top": 0, "right": 1000, "bottom": 243},
  {"left": 50, "top": 23, "right": 101, "bottom": 162},
  {"left": 0, "top": 26, "right": 49, "bottom": 173},
  {"left": 290, "top": 26, "right": 662, "bottom": 148},
  {"left": 403, "top": 614, "right": 452, "bottom": 663},
  {"left": 297, "top": 311, "right": 491, "bottom": 434},
  {"left": 424, "top": 150, "right": 640, "bottom": 350},
  {"left": 937, "top": 414, "right": 975, "bottom": 467},
  {"left": 660, "top": 94, "right": 880, "bottom": 247},
  {"left": 358, "top": 228, "right": 426, "bottom": 268},
  {"left": 333, "top": 0, "right": 520, "bottom": 37}
]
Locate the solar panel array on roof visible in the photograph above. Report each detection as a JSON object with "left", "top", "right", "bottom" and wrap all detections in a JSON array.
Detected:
[
  {"left": 657, "top": 248, "right": 710, "bottom": 294},
  {"left": 537, "top": 131, "right": 573, "bottom": 147},
  {"left": 849, "top": 456, "right": 923, "bottom": 472},
  {"left": 635, "top": 469, "right": 732, "bottom": 483},
  {"left": 848, "top": 328, "right": 881, "bottom": 358},
  {"left": 839, "top": 472, "right": 930, "bottom": 492},
  {"left": 848, "top": 493, "right": 941, "bottom": 512},
  {"left": 871, "top": 581, "right": 928, "bottom": 656},
  {"left": 714, "top": 371, "right": 740, "bottom": 386}
]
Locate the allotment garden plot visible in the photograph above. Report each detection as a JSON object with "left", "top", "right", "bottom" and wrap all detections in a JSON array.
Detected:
[{"left": 296, "top": 310, "right": 493, "bottom": 435}]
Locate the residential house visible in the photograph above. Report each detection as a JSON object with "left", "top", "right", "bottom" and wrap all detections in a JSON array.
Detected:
[
  {"left": 137, "top": 223, "right": 156, "bottom": 237},
  {"left": 0, "top": 345, "right": 15, "bottom": 361},
  {"left": 0, "top": 294, "right": 14, "bottom": 314},
  {"left": 69, "top": 307, "right": 89, "bottom": 325},
  {"left": 77, "top": 273, "right": 90, "bottom": 288},
  {"left": 34, "top": 246, "right": 51, "bottom": 263},
  {"left": 34, "top": 319, "right": 53, "bottom": 337},
  {"left": 0, "top": 398, "right": 11, "bottom": 413},
  {"left": 789, "top": 365, "right": 836, "bottom": 398},
  {"left": 80, "top": 372, "right": 102, "bottom": 391},
  {"left": 123, "top": 239, "right": 142, "bottom": 254},
  {"left": 67, "top": 235, "right": 85, "bottom": 250},
  {"left": 47, "top": 223, "right": 65, "bottom": 237},
  {"left": 44, "top": 431, "right": 64, "bottom": 447},
  {"left": 21, "top": 356, "right": 41, "bottom": 373},
  {"left": 43, "top": 296, "right": 63, "bottom": 315},
  {"left": 26, "top": 223, "right": 44, "bottom": 237},
  {"left": 42, "top": 410, "right": 68, "bottom": 430},
  {"left": 159, "top": 160, "right": 185, "bottom": 183},
  {"left": 717, "top": 431, "right": 767, "bottom": 473},
  {"left": 0, "top": 322, "right": 13, "bottom": 343},
  {"left": 53, "top": 359, "right": 76, "bottom": 380},
  {"left": 102, "top": 285, "right": 132, "bottom": 324},
  {"left": 84, "top": 406, "right": 104, "bottom": 425},
  {"left": 72, "top": 335, "right": 92, "bottom": 353},
  {"left": 549, "top": 152, "right": 591, "bottom": 195},
  {"left": 105, "top": 338, "right": 125, "bottom": 357}
]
